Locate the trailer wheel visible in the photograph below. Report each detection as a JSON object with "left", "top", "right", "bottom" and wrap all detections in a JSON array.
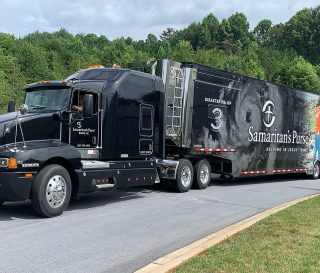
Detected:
[
  {"left": 31, "top": 164, "right": 72, "bottom": 217},
  {"left": 193, "top": 159, "right": 211, "bottom": 189},
  {"left": 313, "top": 162, "right": 320, "bottom": 180},
  {"left": 171, "top": 159, "right": 193, "bottom": 193}
]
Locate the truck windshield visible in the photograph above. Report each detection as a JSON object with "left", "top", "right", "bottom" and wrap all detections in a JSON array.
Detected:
[{"left": 24, "top": 88, "right": 70, "bottom": 112}]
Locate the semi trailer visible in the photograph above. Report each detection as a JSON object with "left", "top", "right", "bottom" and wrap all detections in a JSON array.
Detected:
[{"left": 0, "top": 60, "right": 319, "bottom": 217}]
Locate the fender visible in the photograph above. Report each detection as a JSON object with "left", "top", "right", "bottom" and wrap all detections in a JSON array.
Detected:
[{"left": 0, "top": 140, "right": 81, "bottom": 172}]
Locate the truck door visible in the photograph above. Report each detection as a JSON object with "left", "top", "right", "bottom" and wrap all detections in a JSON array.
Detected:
[{"left": 70, "top": 90, "right": 100, "bottom": 158}]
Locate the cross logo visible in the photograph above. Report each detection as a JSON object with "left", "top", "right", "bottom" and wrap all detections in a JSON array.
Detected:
[{"left": 262, "top": 100, "right": 275, "bottom": 128}]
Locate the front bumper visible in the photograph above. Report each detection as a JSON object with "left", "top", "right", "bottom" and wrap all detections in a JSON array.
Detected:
[{"left": 0, "top": 172, "right": 34, "bottom": 201}]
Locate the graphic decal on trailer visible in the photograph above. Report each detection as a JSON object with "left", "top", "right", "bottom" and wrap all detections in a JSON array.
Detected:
[{"left": 191, "top": 67, "right": 319, "bottom": 176}]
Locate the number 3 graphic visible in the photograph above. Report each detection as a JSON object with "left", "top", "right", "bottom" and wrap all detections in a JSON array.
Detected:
[{"left": 211, "top": 108, "right": 223, "bottom": 132}]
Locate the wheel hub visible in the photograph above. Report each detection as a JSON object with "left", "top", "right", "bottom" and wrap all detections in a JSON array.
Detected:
[
  {"left": 181, "top": 166, "right": 192, "bottom": 187},
  {"left": 200, "top": 164, "right": 209, "bottom": 184},
  {"left": 46, "top": 175, "right": 66, "bottom": 208}
]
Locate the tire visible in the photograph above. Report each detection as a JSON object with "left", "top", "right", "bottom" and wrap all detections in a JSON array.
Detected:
[
  {"left": 0, "top": 200, "right": 4, "bottom": 206},
  {"left": 313, "top": 161, "right": 320, "bottom": 180},
  {"left": 193, "top": 159, "right": 211, "bottom": 189},
  {"left": 31, "top": 164, "right": 72, "bottom": 217},
  {"left": 171, "top": 159, "right": 193, "bottom": 193}
]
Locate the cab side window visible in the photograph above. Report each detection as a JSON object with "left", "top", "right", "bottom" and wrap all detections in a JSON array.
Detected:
[{"left": 140, "top": 103, "right": 153, "bottom": 137}]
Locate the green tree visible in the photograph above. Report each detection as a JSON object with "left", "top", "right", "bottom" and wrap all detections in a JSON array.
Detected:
[
  {"left": 228, "top": 13, "right": 251, "bottom": 49},
  {"left": 193, "top": 48, "right": 226, "bottom": 69},
  {"left": 218, "top": 19, "right": 234, "bottom": 52},
  {"left": 100, "top": 38, "right": 135, "bottom": 67},
  {"left": 253, "top": 19, "right": 273, "bottom": 46},
  {"left": 267, "top": 23, "right": 286, "bottom": 49},
  {"left": 15, "top": 41, "right": 51, "bottom": 82},
  {"left": 0, "top": 33, "right": 16, "bottom": 55},
  {"left": 257, "top": 47, "right": 296, "bottom": 82},
  {"left": 316, "top": 64, "right": 320, "bottom": 78},
  {"left": 145, "top": 34, "right": 159, "bottom": 56},
  {"left": 277, "top": 56, "right": 320, "bottom": 92},
  {"left": 0, "top": 69, "right": 11, "bottom": 113},
  {"left": 283, "top": 9, "right": 313, "bottom": 59},
  {"left": 157, "top": 40, "right": 172, "bottom": 59},
  {"left": 309, "top": 6, "right": 320, "bottom": 64},
  {"left": 0, "top": 48, "right": 25, "bottom": 110},
  {"left": 1, "top": 8, "right": 320, "bottom": 114},
  {"left": 160, "top": 28, "right": 175, "bottom": 41},
  {"left": 179, "top": 22, "right": 201, "bottom": 49},
  {"left": 198, "top": 13, "right": 220, "bottom": 49},
  {"left": 172, "top": 40, "right": 194, "bottom": 61}
]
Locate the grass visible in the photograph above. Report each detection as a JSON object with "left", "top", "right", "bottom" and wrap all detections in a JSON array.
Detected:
[{"left": 174, "top": 196, "right": 320, "bottom": 273}]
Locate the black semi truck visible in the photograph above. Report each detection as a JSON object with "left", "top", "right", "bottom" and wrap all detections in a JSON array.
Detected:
[{"left": 0, "top": 60, "right": 319, "bottom": 217}]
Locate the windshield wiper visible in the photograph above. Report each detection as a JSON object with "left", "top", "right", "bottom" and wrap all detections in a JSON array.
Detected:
[{"left": 29, "top": 105, "right": 47, "bottom": 110}]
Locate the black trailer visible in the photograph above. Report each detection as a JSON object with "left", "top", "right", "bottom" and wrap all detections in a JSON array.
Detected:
[
  {"left": 0, "top": 60, "right": 319, "bottom": 217},
  {"left": 156, "top": 60, "right": 320, "bottom": 183}
]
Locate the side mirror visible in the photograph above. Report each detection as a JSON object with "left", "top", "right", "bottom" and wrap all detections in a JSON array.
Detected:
[
  {"left": 83, "top": 94, "right": 94, "bottom": 117},
  {"left": 7, "top": 100, "right": 16, "bottom": 113}
]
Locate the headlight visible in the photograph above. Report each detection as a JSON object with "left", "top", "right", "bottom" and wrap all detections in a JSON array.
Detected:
[
  {"left": 0, "top": 157, "right": 17, "bottom": 169},
  {"left": 0, "top": 158, "right": 8, "bottom": 168}
]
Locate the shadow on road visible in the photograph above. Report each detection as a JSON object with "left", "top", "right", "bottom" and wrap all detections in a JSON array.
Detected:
[
  {"left": 0, "top": 186, "right": 158, "bottom": 221},
  {"left": 68, "top": 187, "right": 154, "bottom": 211},
  {"left": 211, "top": 173, "right": 312, "bottom": 186},
  {"left": 0, "top": 200, "right": 37, "bottom": 221},
  {"left": 0, "top": 173, "right": 316, "bottom": 220}
]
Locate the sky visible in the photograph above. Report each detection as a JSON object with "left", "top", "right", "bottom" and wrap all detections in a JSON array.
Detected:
[{"left": 0, "top": 0, "right": 319, "bottom": 40}]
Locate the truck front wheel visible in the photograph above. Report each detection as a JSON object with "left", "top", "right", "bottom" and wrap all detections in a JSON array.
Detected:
[
  {"left": 193, "top": 159, "right": 211, "bottom": 189},
  {"left": 171, "top": 159, "right": 193, "bottom": 193},
  {"left": 31, "top": 164, "right": 72, "bottom": 217}
]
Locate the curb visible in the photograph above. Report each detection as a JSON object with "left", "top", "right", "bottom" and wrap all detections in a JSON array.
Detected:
[{"left": 135, "top": 193, "right": 320, "bottom": 273}]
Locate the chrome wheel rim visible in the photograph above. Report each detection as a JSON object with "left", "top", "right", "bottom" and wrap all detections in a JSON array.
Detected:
[
  {"left": 181, "top": 165, "right": 192, "bottom": 187},
  {"left": 314, "top": 163, "right": 319, "bottom": 178},
  {"left": 199, "top": 164, "right": 210, "bottom": 185},
  {"left": 46, "top": 175, "right": 67, "bottom": 208}
]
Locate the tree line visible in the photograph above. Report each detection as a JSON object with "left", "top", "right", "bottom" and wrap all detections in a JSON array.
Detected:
[{"left": 0, "top": 6, "right": 319, "bottom": 113}]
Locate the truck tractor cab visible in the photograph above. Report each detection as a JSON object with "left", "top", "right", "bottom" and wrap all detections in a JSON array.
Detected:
[{"left": 0, "top": 66, "right": 164, "bottom": 217}]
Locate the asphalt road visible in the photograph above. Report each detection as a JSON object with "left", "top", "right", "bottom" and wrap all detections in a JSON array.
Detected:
[{"left": 0, "top": 174, "right": 319, "bottom": 273}]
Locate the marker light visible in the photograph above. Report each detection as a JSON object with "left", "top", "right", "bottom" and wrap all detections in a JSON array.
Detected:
[
  {"left": 87, "top": 65, "right": 104, "bottom": 69},
  {"left": 8, "top": 157, "right": 17, "bottom": 169},
  {"left": 37, "top": 81, "right": 50, "bottom": 84}
]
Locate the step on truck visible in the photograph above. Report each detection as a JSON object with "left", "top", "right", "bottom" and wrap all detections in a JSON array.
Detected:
[{"left": 0, "top": 60, "right": 319, "bottom": 217}]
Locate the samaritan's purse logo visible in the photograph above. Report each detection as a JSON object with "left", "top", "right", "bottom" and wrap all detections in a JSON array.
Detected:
[
  {"left": 262, "top": 100, "right": 275, "bottom": 128},
  {"left": 248, "top": 99, "right": 309, "bottom": 145}
]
